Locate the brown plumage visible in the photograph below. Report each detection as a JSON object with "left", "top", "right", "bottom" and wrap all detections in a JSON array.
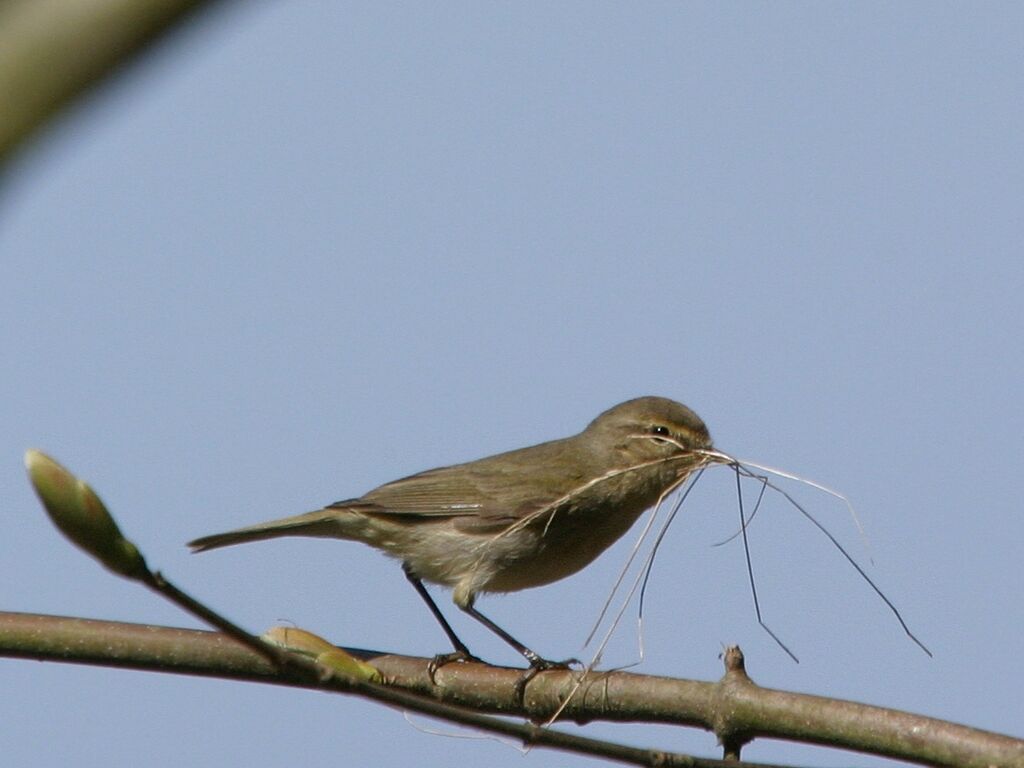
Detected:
[{"left": 189, "top": 396, "right": 714, "bottom": 667}]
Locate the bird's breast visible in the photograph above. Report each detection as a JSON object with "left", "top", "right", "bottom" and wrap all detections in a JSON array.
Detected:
[{"left": 480, "top": 468, "right": 676, "bottom": 593}]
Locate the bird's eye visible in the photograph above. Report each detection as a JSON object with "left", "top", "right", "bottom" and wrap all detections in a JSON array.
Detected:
[{"left": 651, "top": 425, "right": 670, "bottom": 437}]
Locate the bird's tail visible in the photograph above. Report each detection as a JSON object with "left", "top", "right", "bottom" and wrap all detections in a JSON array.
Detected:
[{"left": 188, "top": 507, "right": 350, "bottom": 553}]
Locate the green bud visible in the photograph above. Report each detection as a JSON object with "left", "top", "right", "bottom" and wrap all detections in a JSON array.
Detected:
[
  {"left": 25, "top": 449, "right": 148, "bottom": 579},
  {"left": 262, "top": 626, "right": 382, "bottom": 683}
]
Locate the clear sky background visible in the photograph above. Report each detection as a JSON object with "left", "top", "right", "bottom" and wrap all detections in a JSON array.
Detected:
[{"left": 2, "top": 3, "right": 1021, "bottom": 767}]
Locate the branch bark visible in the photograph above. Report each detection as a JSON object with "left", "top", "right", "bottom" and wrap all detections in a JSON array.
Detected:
[
  {"left": 2, "top": 611, "right": 1021, "bottom": 768},
  {"left": 0, "top": 0, "right": 224, "bottom": 163}
]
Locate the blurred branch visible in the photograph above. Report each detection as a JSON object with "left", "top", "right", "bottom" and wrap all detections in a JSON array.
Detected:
[
  {"left": 2, "top": 611, "right": 1022, "bottom": 768},
  {"left": 0, "top": 0, "right": 225, "bottom": 164}
]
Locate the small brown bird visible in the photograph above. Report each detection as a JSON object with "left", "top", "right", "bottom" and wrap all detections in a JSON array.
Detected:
[{"left": 189, "top": 396, "right": 715, "bottom": 668}]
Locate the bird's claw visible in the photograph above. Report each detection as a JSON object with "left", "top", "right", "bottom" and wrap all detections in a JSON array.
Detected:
[
  {"left": 427, "top": 649, "right": 482, "bottom": 683},
  {"left": 529, "top": 655, "right": 580, "bottom": 671},
  {"left": 514, "top": 655, "right": 580, "bottom": 698}
]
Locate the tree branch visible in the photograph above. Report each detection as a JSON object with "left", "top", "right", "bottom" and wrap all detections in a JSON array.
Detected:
[
  {"left": 2, "top": 611, "right": 1021, "bottom": 768},
  {"left": 0, "top": 610, "right": 788, "bottom": 768}
]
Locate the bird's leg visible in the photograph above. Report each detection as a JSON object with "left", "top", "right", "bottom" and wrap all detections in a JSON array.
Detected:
[
  {"left": 459, "top": 601, "right": 579, "bottom": 671},
  {"left": 459, "top": 601, "right": 579, "bottom": 698},
  {"left": 402, "top": 564, "right": 480, "bottom": 679}
]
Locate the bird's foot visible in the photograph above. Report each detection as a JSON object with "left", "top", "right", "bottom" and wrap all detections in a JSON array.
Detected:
[
  {"left": 427, "top": 649, "right": 483, "bottom": 683},
  {"left": 514, "top": 653, "right": 581, "bottom": 699},
  {"left": 528, "top": 654, "right": 580, "bottom": 671}
]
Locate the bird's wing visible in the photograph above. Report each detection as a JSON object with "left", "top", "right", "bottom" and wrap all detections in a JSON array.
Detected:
[{"left": 334, "top": 457, "right": 583, "bottom": 534}]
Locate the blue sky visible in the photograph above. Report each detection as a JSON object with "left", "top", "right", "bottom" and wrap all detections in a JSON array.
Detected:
[{"left": 2, "top": 3, "right": 1022, "bottom": 766}]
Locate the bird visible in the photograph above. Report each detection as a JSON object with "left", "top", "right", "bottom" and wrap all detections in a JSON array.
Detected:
[{"left": 189, "top": 396, "right": 715, "bottom": 669}]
